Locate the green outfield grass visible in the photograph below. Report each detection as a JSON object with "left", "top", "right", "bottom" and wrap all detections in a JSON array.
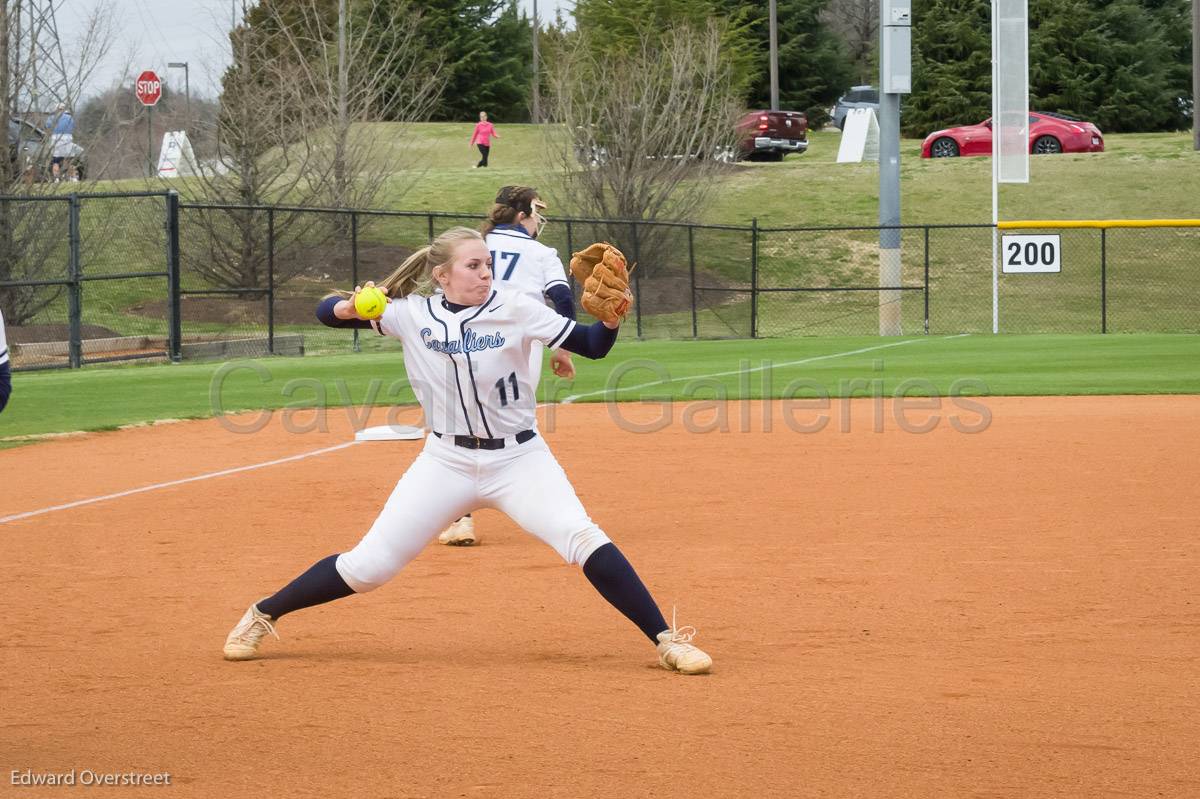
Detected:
[
  {"left": 4, "top": 334, "right": 1198, "bottom": 447},
  {"left": 51, "top": 125, "right": 1196, "bottom": 346},
  {"left": 95, "top": 125, "right": 1200, "bottom": 228}
]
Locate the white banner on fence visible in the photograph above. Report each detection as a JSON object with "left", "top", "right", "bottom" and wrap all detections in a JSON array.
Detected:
[{"left": 157, "top": 131, "right": 199, "bottom": 178}]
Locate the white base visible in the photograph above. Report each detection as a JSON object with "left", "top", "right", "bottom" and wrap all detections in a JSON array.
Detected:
[{"left": 355, "top": 424, "right": 425, "bottom": 442}]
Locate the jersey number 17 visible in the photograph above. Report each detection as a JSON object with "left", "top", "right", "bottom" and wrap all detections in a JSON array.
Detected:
[{"left": 490, "top": 250, "right": 520, "bottom": 280}]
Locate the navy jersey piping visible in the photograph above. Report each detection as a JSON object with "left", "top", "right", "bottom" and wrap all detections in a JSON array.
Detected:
[
  {"left": 459, "top": 291, "right": 498, "bottom": 438},
  {"left": 426, "top": 296, "right": 475, "bottom": 437},
  {"left": 488, "top": 230, "right": 534, "bottom": 242},
  {"left": 547, "top": 319, "right": 573, "bottom": 350}
]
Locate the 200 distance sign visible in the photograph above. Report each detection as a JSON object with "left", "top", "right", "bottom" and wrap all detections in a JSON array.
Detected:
[{"left": 1001, "top": 234, "right": 1062, "bottom": 273}]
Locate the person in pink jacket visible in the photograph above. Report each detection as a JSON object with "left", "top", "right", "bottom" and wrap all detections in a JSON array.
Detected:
[{"left": 470, "top": 111, "right": 499, "bottom": 168}]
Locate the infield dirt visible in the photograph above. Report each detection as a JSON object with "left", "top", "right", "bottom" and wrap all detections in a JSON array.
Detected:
[{"left": 2, "top": 397, "right": 1197, "bottom": 798}]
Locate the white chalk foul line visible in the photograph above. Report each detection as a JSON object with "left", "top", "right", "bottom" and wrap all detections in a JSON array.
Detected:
[
  {"left": 0, "top": 441, "right": 360, "bottom": 526},
  {"left": 561, "top": 334, "right": 969, "bottom": 403}
]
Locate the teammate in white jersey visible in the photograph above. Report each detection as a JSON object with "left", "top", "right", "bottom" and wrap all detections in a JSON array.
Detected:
[
  {"left": 0, "top": 305, "right": 11, "bottom": 414},
  {"left": 223, "top": 226, "right": 712, "bottom": 674},
  {"left": 439, "top": 186, "right": 574, "bottom": 546}
]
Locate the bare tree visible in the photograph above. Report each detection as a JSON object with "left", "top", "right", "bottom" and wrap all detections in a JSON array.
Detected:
[
  {"left": 822, "top": 0, "right": 878, "bottom": 86},
  {"left": 0, "top": 0, "right": 121, "bottom": 324},
  {"left": 176, "top": 0, "right": 442, "bottom": 292},
  {"left": 542, "top": 22, "right": 743, "bottom": 271},
  {"left": 263, "top": 0, "right": 442, "bottom": 211}
]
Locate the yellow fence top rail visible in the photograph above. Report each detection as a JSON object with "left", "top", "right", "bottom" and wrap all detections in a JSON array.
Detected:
[{"left": 998, "top": 219, "right": 1200, "bottom": 230}]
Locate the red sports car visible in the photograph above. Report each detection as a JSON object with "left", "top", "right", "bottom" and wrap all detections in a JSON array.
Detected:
[{"left": 921, "top": 112, "right": 1104, "bottom": 158}]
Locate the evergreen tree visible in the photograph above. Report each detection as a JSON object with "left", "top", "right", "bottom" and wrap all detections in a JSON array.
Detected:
[
  {"left": 1028, "top": 0, "right": 1190, "bottom": 131},
  {"left": 363, "top": 0, "right": 531, "bottom": 122},
  {"left": 906, "top": 0, "right": 1192, "bottom": 136},
  {"left": 905, "top": 0, "right": 991, "bottom": 136},
  {"left": 475, "top": 1, "right": 533, "bottom": 121},
  {"left": 572, "top": 0, "right": 760, "bottom": 94},
  {"left": 733, "top": 0, "right": 854, "bottom": 123}
]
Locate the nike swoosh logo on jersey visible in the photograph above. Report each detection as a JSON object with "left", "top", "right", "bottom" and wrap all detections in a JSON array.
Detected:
[{"left": 488, "top": 305, "right": 505, "bottom": 313}]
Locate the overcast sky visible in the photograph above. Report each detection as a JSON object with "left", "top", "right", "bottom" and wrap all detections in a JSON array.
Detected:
[{"left": 58, "top": 0, "right": 574, "bottom": 102}]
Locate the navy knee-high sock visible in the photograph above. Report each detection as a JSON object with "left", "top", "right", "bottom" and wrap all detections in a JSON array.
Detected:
[
  {"left": 257, "top": 555, "right": 355, "bottom": 619},
  {"left": 582, "top": 543, "right": 669, "bottom": 643}
]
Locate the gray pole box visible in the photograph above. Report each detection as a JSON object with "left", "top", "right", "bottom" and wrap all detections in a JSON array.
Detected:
[{"left": 881, "top": 0, "right": 912, "bottom": 94}]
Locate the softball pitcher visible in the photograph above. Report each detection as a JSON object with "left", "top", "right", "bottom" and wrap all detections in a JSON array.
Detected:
[
  {"left": 223, "top": 226, "right": 712, "bottom": 675},
  {"left": 439, "top": 185, "right": 574, "bottom": 546}
]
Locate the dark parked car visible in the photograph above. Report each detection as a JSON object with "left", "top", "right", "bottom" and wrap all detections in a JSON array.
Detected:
[
  {"left": 7, "top": 116, "right": 86, "bottom": 180},
  {"left": 735, "top": 110, "right": 808, "bottom": 161},
  {"left": 832, "top": 85, "right": 879, "bottom": 130},
  {"left": 921, "top": 112, "right": 1104, "bottom": 158}
]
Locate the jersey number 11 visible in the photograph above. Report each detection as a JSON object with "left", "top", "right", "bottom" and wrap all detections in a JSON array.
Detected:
[{"left": 495, "top": 371, "right": 519, "bottom": 406}]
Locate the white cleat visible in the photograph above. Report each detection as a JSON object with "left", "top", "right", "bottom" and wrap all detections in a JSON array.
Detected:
[
  {"left": 438, "top": 516, "right": 477, "bottom": 546},
  {"left": 656, "top": 620, "right": 713, "bottom": 675},
  {"left": 223, "top": 603, "right": 279, "bottom": 661}
]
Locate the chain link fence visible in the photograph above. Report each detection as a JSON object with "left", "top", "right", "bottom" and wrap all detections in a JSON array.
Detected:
[
  {"left": 0, "top": 192, "right": 171, "bottom": 370},
  {"left": 2, "top": 191, "right": 1197, "bottom": 371}
]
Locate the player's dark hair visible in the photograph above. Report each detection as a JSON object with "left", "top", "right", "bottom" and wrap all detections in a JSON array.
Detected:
[
  {"left": 325, "top": 227, "right": 483, "bottom": 301},
  {"left": 482, "top": 186, "right": 539, "bottom": 235}
]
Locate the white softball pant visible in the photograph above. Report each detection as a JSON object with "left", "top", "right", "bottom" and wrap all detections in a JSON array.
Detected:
[{"left": 335, "top": 432, "right": 611, "bottom": 592}]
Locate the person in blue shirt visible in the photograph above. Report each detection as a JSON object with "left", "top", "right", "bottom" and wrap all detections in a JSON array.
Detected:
[{"left": 48, "top": 104, "right": 76, "bottom": 181}]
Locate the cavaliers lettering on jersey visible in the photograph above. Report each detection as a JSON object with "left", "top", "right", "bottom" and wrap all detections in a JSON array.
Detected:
[
  {"left": 376, "top": 287, "right": 574, "bottom": 437},
  {"left": 484, "top": 226, "right": 569, "bottom": 303}
]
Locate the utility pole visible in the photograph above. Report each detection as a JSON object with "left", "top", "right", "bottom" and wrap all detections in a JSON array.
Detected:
[
  {"left": 531, "top": 0, "right": 541, "bottom": 123},
  {"left": 337, "top": 0, "right": 348, "bottom": 207},
  {"left": 1193, "top": 0, "right": 1198, "bottom": 150},
  {"left": 878, "top": 0, "right": 912, "bottom": 336},
  {"left": 338, "top": 0, "right": 347, "bottom": 130},
  {"left": 168, "top": 61, "right": 190, "bottom": 133},
  {"left": 1, "top": 3, "right": 11, "bottom": 185},
  {"left": 768, "top": 0, "right": 779, "bottom": 111}
]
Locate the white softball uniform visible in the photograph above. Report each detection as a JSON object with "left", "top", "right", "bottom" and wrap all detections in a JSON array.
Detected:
[
  {"left": 485, "top": 227, "right": 570, "bottom": 301},
  {"left": 485, "top": 227, "right": 571, "bottom": 389},
  {"left": 335, "top": 288, "right": 610, "bottom": 592},
  {"left": 0, "top": 307, "right": 8, "bottom": 365}
]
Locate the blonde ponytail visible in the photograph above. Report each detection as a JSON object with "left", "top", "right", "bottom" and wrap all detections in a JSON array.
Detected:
[{"left": 325, "top": 227, "right": 483, "bottom": 301}]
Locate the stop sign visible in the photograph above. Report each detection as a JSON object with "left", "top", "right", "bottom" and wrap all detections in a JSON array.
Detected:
[{"left": 135, "top": 70, "right": 162, "bottom": 106}]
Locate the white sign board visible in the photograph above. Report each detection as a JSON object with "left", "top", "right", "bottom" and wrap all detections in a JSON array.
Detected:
[
  {"left": 836, "top": 108, "right": 880, "bottom": 164},
  {"left": 156, "top": 131, "right": 199, "bottom": 178},
  {"left": 1001, "top": 234, "right": 1061, "bottom": 273}
]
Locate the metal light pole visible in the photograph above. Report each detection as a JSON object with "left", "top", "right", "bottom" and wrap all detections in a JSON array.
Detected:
[
  {"left": 1193, "top": 0, "right": 1198, "bottom": 150},
  {"left": 531, "top": 0, "right": 541, "bottom": 123},
  {"left": 878, "top": 0, "right": 912, "bottom": 336},
  {"left": 768, "top": 0, "right": 779, "bottom": 111},
  {"left": 168, "top": 61, "right": 189, "bottom": 132}
]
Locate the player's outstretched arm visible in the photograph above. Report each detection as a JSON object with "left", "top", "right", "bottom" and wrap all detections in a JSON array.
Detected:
[
  {"left": 558, "top": 318, "right": 619, "bottom": 360},
  {"left": 315, "top": 283, "right": 388, "bottom": 330}
]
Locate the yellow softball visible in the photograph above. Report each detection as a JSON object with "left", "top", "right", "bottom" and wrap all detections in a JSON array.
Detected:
[{"left": 354, "top": 286, "right": 387, "bottom": 320}]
